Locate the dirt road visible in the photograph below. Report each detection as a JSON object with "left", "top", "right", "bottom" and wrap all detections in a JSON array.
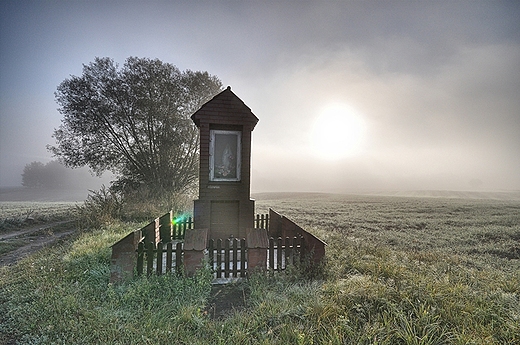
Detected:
[{"left": 0, "top": 221, "right": 75, "bottom": 267}]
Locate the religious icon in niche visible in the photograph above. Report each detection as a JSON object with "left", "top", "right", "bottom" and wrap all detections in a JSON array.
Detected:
[{"left": 210, "top": 130, "right": 241, "bottom": 181}]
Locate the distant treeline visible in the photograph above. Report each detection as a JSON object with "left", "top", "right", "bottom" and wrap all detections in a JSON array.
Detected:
[{"left": 21, "top": 160, "right": 108, "bottom": 190}]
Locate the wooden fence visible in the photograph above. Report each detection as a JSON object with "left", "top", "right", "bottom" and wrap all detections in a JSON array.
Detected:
[
  {"left": 268, "top": 236, "right": 304, "bottom": 271},
  {"left": 136, "top": 241, "right": 183, "bottom": 276},
  {"left": 136, "top": 235, "right": 304, "bottom": 278},
  {"left": 143, "top": 212, "right": 266, "bottom": 244},
  {"left": 254, "top": 213, "right": 269, "bottom": 229},
  {"left": 140, "top": 211, "right": 193, "bottom": 244},
  {"left": 208, "top": 238, "right": 247, "bottom": 279},
  {"left": 110, "top": 210, "right": 325, "bottom": 283},
  {"left": 171, "top": 215, "right": 193, "bottom": 240}
]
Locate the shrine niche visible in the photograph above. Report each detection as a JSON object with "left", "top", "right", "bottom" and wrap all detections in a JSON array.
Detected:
[
  {"left": 210, "top": 130, "right": 241, "bottom": 181},
  {"left": 191, "top": 86, "right": 259, "bottom": 240}
]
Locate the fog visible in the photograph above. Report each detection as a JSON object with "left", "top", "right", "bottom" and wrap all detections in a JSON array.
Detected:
[{"left": 1, "top": 1, "right": 519, "bottom": 195}]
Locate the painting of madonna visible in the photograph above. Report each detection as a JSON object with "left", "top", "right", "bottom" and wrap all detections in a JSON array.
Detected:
[{"left": 211, "top": 130, "right": 241, "bottom": 181}]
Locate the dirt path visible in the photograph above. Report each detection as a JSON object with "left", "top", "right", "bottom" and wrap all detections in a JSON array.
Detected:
[
  {"left": 0, "top": 221, "right": 73, "bottom": 241},
  {"left": 204, "top": 283, "right": 249, "bottom": 319},
  {"left": 0, "top": 221, "right": 75, "bottom": 267}
]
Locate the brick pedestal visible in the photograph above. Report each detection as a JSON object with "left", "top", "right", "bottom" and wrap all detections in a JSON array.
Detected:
[
  {"left": 183, "top": 228, "right": 209, "bottom": 276},
  {"left": 184, "top": 250, "right": 207, "bottom": 276},
  {"left": 110, "top": 230, "right": 142, "bottom": 283},
  {"left": 246, "top": 228, "right": 268, "bottom": 273}
]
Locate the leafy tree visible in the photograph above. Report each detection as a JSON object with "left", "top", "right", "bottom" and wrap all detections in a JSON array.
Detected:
[
  {"left": 22, "top": 161, "right": 46, "bottom": 188},
  {"left": 48, "top": 57, "right": 222, "bottom": 195}
]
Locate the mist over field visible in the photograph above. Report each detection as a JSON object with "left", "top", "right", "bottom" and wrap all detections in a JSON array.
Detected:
[
  {"left": 0, "top": 164, "right": 112, "bottom": 202},
  {"left": 1, "top": 1, "right": 519, "bottom": 194},
  {"left": 0, "top": 187, "right": 97, "bottom": 202}
]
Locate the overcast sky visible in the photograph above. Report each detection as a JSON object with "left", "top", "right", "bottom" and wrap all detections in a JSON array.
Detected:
[{"left": 1, "top": 0, "right": 519, "bottom": 193}]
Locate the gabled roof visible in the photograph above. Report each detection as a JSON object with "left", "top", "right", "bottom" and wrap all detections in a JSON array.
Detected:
[{"left": 191, "top": 86, "right": 259, "bottom": 129}]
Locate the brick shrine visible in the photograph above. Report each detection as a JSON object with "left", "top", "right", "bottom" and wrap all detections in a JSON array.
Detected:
[{"left": 191, "top": 86, "right": 259, "bottom": 240}]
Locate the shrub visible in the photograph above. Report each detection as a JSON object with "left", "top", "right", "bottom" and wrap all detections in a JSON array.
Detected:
[
  {"left": 75, "top": 185, "right": 193, "bottom": 229},
  {"left": 75, "top": 186, "right": 124, "bottom": 228}
]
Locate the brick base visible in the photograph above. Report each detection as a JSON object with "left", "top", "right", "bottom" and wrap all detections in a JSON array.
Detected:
[
  {"left": 247, "top": 248, "right": 267, "bottom": 273},
  {"left": 110, "top": 230, "right": 141, "bottom": 284},
  {"left": 184, "top": 250, "right": 207, "bottom": 276}
]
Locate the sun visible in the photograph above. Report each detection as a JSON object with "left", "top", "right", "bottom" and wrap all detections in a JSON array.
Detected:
[{"left": 310, "top": 103, "right": 366, "bottom": 160}]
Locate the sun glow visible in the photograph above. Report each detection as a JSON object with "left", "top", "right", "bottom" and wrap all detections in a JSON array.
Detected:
[{"left": 311, "top": 103, "right": 366, "bottom": 160}]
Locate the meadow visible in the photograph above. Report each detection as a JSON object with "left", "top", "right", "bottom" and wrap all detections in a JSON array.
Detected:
[
  {"left": 0, "top": 192, "right": 519, "bottom": 344},
  {"left": 0, "top": 201, "right": 78, "bottom": 232}
]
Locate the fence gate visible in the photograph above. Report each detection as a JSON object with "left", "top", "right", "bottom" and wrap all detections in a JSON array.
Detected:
[{"left": 208, "top": 238, "right": 247, "bottom": 280}]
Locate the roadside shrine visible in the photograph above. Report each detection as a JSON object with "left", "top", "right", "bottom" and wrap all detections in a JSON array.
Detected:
[{"left": 110, "top": 87, "right": 326, "bottom": 283}]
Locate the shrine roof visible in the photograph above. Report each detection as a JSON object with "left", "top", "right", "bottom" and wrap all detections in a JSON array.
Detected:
[{"left": 190, "top": 86, "right": 259, "bottom": 129}]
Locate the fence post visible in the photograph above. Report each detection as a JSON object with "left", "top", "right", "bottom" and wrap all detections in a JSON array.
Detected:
[
  {"left": 269, "top": 237, "right": 274, "bottom": 270},
  {"left": 142, "top": 222, "right": 155, "bottom": 246},
  {"left": 209, "top": 239, "right": 214, "bottom": 268},
  {"left": 159, "top": 211, "right": 172, "bottom": 243},
  {"left": 146, "top": 242, "right": 154, "bottom": 276},
  {"left": 224, "top": 239, "right": 230, "bottom": 278},
  {"left": 137, "top": 241, "right": 144, "bottom": 276},
  {"left": 216, "top": 239, "right": 222, "bottom": 278},
  {"left": 277, "top": 237, "right": 283, "bottom": 271},
  {"left": 285, "top": 237, "right": 292, "bottom": 267},
  {"left": 175, "top": 242, "right": 183, "bottom": 276},
  {"left": 166, "top": 242, "right": 173, "bottom": 273},
  {"left": 156, "top": 242, "right": 163, "bottom": 275},
  {"left": 172, "top": 218, "right": 178, "bottom": 240},
  {"left": 240, "top": 238, "right": 246, "bottom": 277},
  {"left": 232, "top": 238, "right": 238, "bottom": 277}
]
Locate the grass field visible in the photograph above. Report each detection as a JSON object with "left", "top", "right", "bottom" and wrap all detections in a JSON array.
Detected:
[
  {"left": 0, "top": 192, "right": 519, "bottom": 344},
  {"left": 0, "top": 201, "right": 78, "bottom": 232}
]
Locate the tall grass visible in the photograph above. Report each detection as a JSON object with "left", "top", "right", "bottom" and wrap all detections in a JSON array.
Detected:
[
  {"left": 0, "top": 223, "right": 213, "bottom": 344},
  {"left": 75, "top": 186, "right": 193, "bottom": 229},
  {"left": 1, "top": 194, "right": 519, "bottom": 344}
]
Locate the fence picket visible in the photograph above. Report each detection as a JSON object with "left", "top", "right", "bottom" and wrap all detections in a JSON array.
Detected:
[
  {"left": 269, "top": 237, "right": 275, "bottom": 270},
  {"left": 166, "top": 242, "right": 173, "bottom": 273},
  {"left": 179, "top": 219, "right": 185, "bottom": 239},
  {"left": 232, "top": 238, "right": 238, "bottom": 277},
  {"left": 156, "top": 242, "right": 163, "bottom": 275},
  {"left": 277, "top": 237, "right": 283, "bottom": 271},
  {"left": 285, "top": 237, "right": 292, "bottom": 266},
  {"left": 175, "top": 242, "right": 182, "bottom": 276},
  {"left": 224, "top": 239, "right": 230, "bottom": 278},
  {"left": 216, "top": 239, "right": 222, "bottom": 278},
  {"left": 208, "top": 239, "right": 214, "bottom": 268},
  {"left": 137, "top": 242, "right": 144, "bottom": 276},
  {"left": 240, "top": 238, "right": 246, "bottom": 277},
  {"left": 159, "top": 212, "right": 172, "bottom": 243},
  {"left": 146, "top": 242, "right": 154, "bottom": 276},
  {"left": 298, "top": 235, "right": 303, "bottom": 264}
]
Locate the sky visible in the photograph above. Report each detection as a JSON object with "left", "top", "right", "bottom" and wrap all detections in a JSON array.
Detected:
[{"left": 1, "top": 0, "right": 519, "bottom": 193}]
